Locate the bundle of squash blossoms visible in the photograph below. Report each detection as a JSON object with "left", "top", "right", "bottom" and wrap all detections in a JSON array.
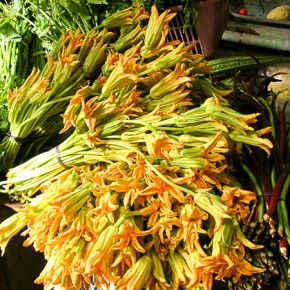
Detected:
[{"left": 0, "top": 4, "right": 273, "bottom": 290}]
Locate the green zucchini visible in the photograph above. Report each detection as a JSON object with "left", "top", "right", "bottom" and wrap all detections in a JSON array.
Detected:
[{"left": 208, "top": 55, "right": 290, "bottom": 80}]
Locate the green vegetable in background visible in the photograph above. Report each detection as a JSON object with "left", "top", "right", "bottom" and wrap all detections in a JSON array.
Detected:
[
  {"left": 208, "top": 55, "right": 290, "bottom": 80},
  {"left": 0, "top": 1, "right": 45, "bottom": 154},
  {"left": 0, "top": 28, "right": 114, "bottom": 173},
  {"left": 0, "top": 0, "right": 108, "bottom": 170}
]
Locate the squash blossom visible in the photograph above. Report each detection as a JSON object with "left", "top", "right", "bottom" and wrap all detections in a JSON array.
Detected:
[{"left": 0, "top": 212, "right": 28, "bottom": 254}]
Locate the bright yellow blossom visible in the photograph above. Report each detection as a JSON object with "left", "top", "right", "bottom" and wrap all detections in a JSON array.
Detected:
[{"left": 0, "top": 211, "right": 28, "bottom": 254}]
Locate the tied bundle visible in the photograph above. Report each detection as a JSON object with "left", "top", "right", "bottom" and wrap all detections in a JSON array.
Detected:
[{"left": 0, "top": 4, "right": 275, "bottom": 290}]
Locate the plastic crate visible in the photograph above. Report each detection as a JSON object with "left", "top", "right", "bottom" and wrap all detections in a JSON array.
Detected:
[{"left": 166, "top": 0, "right": 229, "bottom": 57}]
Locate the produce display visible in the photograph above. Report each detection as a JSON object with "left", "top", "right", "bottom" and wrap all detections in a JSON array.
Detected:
[
  {"left": 264, "top": 63, "right": 290, "bottom": 118},
  {"left": 238, "top": 8, "right": 247, "bottom": 15},
  {"left": 0, "top": 1, "right": 289, "bottom": 290},
  {"left": 267, "top": 5, "right": 290, "bottom": 21},
  {"left": 230, "top": 0, "right": 290, "bottom": 24}
]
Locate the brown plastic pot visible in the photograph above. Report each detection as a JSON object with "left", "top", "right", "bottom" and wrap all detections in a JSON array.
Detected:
[
  {"left": 167, "top": 1, "right": 229, "bottom": 57},
  {"left": 196, "top": 0, "right": 229, "bottom": 56}
]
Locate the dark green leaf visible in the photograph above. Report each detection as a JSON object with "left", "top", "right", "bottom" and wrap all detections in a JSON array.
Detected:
[
  {"left": 87, "top": 0, "right": 108, "bottom": 4},
  {"left": 0, "top": 20, "right": 17, "bottom": 39}
]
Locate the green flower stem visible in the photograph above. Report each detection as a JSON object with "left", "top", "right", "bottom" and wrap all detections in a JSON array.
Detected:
[
  {"left": 258, "top": 97, "right": 276, "bottom": 140},
  {"left": 278, "top": 173, "right": 290, "bottom": 244},
  {"left": 240, "top": 160, "right": 265, "bottom": 222}
]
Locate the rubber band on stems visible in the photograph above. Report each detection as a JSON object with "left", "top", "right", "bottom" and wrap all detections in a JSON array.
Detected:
[
  {"left": 258, "top": 193, "right": 285, "bottom": 201},
  {"left": 6, "top": 132, "right": 25, "bottom": 144},
  {"left": 55, "top": 146, "right": 70, "bottom": 169}
]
